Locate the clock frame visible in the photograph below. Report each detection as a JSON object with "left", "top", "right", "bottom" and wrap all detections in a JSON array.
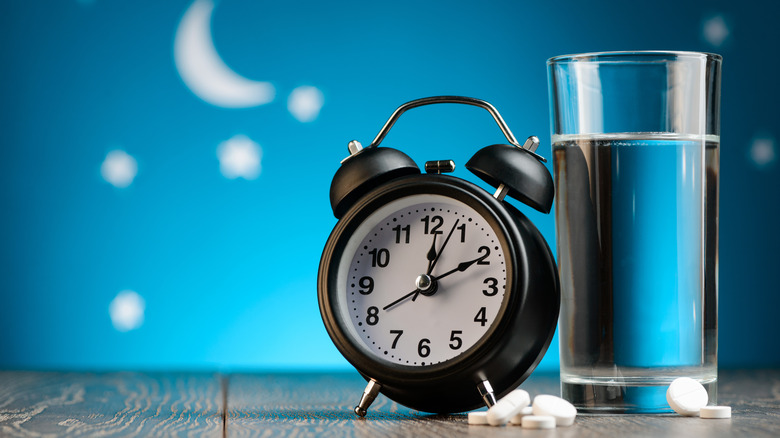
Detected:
[{"left": 318, "top": 175, "right": 559, "bottom": 414}]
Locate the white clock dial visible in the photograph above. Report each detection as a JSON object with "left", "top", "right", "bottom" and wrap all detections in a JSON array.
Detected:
[{"left": 337, "top": 194, "right": 508, "bottom": 366}]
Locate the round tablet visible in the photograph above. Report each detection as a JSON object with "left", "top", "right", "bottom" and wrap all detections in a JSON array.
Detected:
[
  {"left": 666, "top": 377, "right": 708, "bottom": 416},
  {"left": 468, "top": 411, "right": 489, "bottom": 425},
  {"left": 486, "top": 389, "right": 530, "bottom": 426},
  {"left": 700, "top": 406, "right": 731, "bottom": 419},
  {"left": 532, "top": 394, "right": 577, "bottom": 426},
  {"left": 510, "top": 406, "right": 534, "bottom": 424},
  {"left": 521, "top": 415, "right": 556, "bottom": 429}
]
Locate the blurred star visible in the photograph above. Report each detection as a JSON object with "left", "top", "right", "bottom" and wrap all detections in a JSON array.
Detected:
[
  {"left": 101, "top": 150, "right": 138, "bottom": 188},
  {"left": 702, "top": 15, "right": 730, "bottom": 47},
  {"left": 288, "top": 86, "right": 324, "bottom": 123},
  {"left": 749, "top": 136, "right": 776, "bottom": 169},
  {"left": 217, "top": 134, "right": 262, "bottom": 179},
  {"left": 109, "top": 290, "right": 145, "bottom": 332}
]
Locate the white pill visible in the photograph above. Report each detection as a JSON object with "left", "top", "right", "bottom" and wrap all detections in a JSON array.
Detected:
[
  {"left": 468, "top": 411, "right": 489, "bottom": 425},
  {"left": 521, "top": 415, "right": 556, "bottom": 429},
  {"left": 666, "top": 377, "right": 709, "bottom": 416},
  {"left": 700, "top": 406, "right": 731, "bottom": 419},
  {"left": 510, "top": 406, "right": 534, "bottom": 424},
  {"left": 486, "top": 389, "right": 530, "bottom": 426},
  {"left": 532, "top": 394, "right": 577, "bottom": 426}
]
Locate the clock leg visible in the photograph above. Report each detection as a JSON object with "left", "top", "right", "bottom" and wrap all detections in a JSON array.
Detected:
[
  {"left": 477, "top": 380, "right": 497, "bottom": 408},
  {"left": 354, "top": 379, "right": 382, "bottom": 417}
]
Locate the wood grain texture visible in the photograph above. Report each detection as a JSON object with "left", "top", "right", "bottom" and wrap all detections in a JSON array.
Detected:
[
  {"left": 227, "top": 370, "right": 780, "bottom": 438},
  {"left": 0, "top": 372, "right": 223, "bottom": 437},
  {"left": 2, "top": 370, "right": 778, "bottom": 437}
]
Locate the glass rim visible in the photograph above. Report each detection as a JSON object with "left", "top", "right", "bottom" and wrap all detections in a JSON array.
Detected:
[{"left": 547, "top": 50, "right": 722, "bottom": 65}]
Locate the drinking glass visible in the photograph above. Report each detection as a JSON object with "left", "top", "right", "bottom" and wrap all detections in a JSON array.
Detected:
[{"left": 547, "top": 51, "right": 721, "bottom": 413}]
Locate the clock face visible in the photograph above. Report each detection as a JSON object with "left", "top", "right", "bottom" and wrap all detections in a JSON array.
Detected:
[{"left": 336, "top": 194, "right": 509, "bottom": 367}]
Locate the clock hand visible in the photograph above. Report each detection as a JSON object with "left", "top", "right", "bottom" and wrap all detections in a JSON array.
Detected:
[
  {"left": 387, "top": 273, "right": 438, "bottom": 309},
  {"left": 425, "top": 232, "right": 438, "bottom": 274},
  {"left": 433, "top": 255, "right": 483, "bottom": 282},
  {"left": 382, "top": 288, "right": 420, "bottom": 311},
  {"left": 412, "top": 222, "right": 453, "bottom": 303},
  {"left": 427, "top": 218, "right": 460, "bottom": 275},
  {"left": 386, "top": 246, "right": 481, "bottom": 310}
]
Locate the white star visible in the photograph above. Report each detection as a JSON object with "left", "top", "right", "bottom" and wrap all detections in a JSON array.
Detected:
[
  {"left": 749, "top": 136, "right": 776, "bottom": 168},
  {"left": 288, "top": 86, "right": 324, "bottom": 123},
  {"left": 702, "top": 15, "right": 730, "bottom": 47},
  {"left": 217, "top": 134, "right": 262, "bottom": 179},
  {"left": 109, "top": 290, "right": 145, "bottom": 332},
  {"left": 101, "top": 150, "right": 138, "bottom": 188}
]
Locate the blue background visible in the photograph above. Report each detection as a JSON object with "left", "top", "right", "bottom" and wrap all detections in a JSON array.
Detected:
[{"left": 1, "top": 0, "right": 778, "bottom": 371}]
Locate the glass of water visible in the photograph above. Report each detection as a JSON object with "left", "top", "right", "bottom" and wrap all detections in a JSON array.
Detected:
[{"left": 547, "top": 51, "right": 721, "bottom": 413}]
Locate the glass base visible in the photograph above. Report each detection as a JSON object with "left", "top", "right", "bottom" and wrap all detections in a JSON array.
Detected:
[{"left": 562, "top": 378, "right": 717, "bottom": 414}]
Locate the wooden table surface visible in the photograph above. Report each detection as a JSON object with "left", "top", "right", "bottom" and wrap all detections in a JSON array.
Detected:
[{"left": 1, "top": 369, "right": 778, "bottom": 437}]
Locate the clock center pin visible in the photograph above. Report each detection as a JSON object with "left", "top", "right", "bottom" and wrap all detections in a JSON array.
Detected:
[{"left": 415, "top": 274, "right": 438, "bottom": 296}]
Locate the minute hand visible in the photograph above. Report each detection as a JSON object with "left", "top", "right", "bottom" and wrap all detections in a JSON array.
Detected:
[
  {"left": 433, "top": 256, "right": 483, "bottom": 282},
  {"left": 427, "top": 218, "right": 459, "bottom": 275}
]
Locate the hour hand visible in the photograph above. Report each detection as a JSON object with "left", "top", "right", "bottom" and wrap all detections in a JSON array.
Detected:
[
  {"left": 434, "top": 252, "right": 485, "bottom": 281},
  {"left": 425, "top": 233, "right": 438, "bottom": 273}
]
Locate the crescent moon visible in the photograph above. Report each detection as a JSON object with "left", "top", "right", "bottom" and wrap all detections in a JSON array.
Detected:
[{"left": 174, "top": 0, "right": 275, "bottom": 108}]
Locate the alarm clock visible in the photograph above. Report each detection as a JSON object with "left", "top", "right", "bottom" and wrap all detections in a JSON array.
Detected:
[{"left": 317, "top": 96, "right": 560, "bottom": 416}]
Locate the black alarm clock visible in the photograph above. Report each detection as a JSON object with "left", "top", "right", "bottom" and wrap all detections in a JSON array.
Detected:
[{"left": 317, "top": 96, "right": 560, "bottom": 416}]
